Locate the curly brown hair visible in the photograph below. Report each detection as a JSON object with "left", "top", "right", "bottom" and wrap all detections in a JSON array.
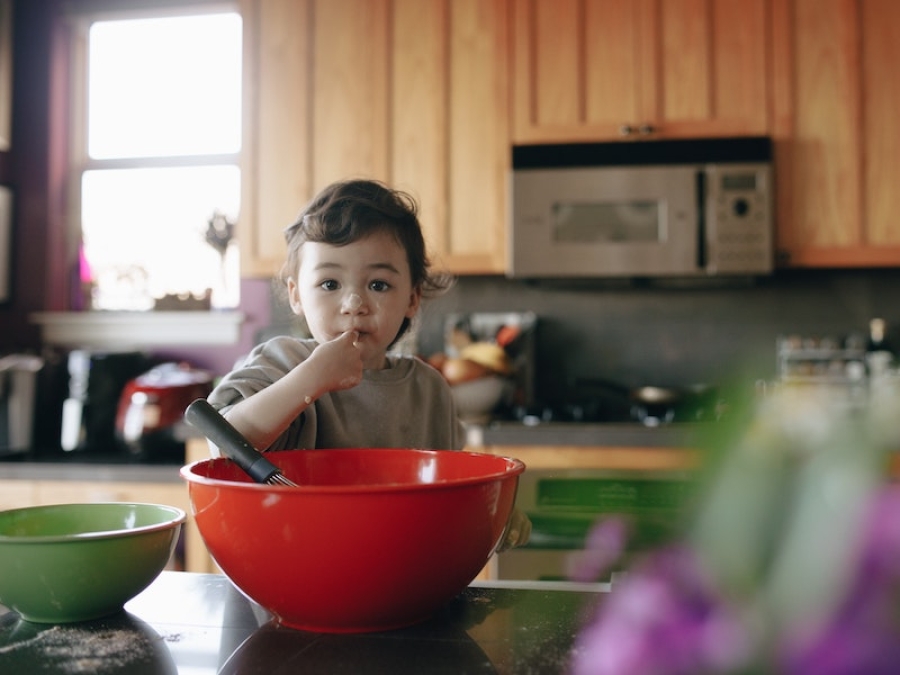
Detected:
[{"left": 280, "top": 179, "right": 454, "bottom": 343}]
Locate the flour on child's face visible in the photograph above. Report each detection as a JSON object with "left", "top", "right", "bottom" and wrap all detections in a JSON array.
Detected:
[
  {"left": 294, "top": 232, "right": 420, "bottom": 367},
  {"left": 343, "top": 292, "right": 363, "bottom": 312}
]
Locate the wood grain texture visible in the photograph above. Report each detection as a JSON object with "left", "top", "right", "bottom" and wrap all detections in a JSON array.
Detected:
[
  {"left": 243, "top": 0, "right": 507, "bottom": 277},
  {"left": 773, "top": 0, "right": 900, "bottom": 268},
  {"left": 792, "top": 0, "right": 861, "bottom": 249},
  {"left": 862, "top": 0, "right": 900, "bottom": 247},
  {"left": 584, "top": 0, "right": 645, "bottom": 127},
  {"left": 392, "top": 0, "right": 448, "bottom": 266},
  {"left": 312, "top": 0, "right": 390, "bottom": 187},
  {"left": 245, "top": 0, "right": 313, "bottom": 276},
  {"left": 512, "top": 0, "right": 770, "bottom": 143},
  {"left": 447, "top": 0, "right": 508, "bottom": 271}
]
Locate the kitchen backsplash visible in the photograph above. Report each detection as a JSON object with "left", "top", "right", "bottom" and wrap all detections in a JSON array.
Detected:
[{"left": 240, "top": 267, "right": 900, "bottom": 410}]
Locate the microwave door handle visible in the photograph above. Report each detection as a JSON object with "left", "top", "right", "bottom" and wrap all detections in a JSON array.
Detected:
[{"left": 695, "top": 170, "right": 707, "bottom": 270}]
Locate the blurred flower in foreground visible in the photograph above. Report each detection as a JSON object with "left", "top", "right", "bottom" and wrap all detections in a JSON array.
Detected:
[
  {"left": 570, "top": 387, "right": 900, "bottom": 675},
  {"left": 565, "top": 516, "right": 630, "bottom": 584},
  {"left": 572, "top": 545, "right": 751, "bottom": 675}
]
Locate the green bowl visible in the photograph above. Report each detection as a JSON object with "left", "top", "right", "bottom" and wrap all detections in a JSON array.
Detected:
[{"left": 0, "top": 502, "right": 185, "bottom": 623}]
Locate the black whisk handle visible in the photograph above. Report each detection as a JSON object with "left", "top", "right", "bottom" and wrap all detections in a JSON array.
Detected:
[{"left": 184, "top": 398, "right": 283, "bottom": 485}]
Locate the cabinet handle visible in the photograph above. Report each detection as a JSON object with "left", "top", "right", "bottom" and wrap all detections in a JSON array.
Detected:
[{"left": 620, "top": 124, "right": 656, "bottom": 136}]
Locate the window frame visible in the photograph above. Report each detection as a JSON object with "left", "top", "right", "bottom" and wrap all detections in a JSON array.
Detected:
[{"left": 65, "top": 0, "right": 243, "bottom": 311}]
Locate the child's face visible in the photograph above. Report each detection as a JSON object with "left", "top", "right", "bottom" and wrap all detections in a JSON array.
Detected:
[{"left": 287, "top": 231, "right": 421, "bottom": 368}]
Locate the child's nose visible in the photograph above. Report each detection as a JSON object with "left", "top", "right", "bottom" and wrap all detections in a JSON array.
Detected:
[{"left": 341, "top": 292, "right": 365, "bottom": 313}]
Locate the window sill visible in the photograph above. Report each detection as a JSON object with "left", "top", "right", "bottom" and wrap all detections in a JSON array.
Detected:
[{"left": 31, "top": 311, "right": 245, "bottom": 349}]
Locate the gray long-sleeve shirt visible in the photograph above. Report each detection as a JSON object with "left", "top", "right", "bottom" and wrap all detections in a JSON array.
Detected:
[{"left": 208, "top": 336, "right": 466, "bottom": 452}]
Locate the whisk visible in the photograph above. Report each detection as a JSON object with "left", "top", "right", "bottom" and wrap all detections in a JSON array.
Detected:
[{"left": 184, "top": 399, "right": 299, "bottom": 487}]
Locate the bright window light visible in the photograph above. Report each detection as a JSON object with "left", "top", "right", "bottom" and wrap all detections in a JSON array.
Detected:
[
  {"left": 78, "top": 10, "right": 242, "bottom": 311},
  {"left": 88, "top": 13, "right": 242, "bottom": 158},
  {"left": 82, "top": 166, "right": 240, "bottom": 310}
]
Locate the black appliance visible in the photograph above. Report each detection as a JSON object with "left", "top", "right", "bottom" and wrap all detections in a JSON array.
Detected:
[{"left": 60, "top": 350, "right": 153, "bottom": 453}]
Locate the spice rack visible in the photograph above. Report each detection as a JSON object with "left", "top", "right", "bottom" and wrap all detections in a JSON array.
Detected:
[{"left": 776, "top": 335, "right": 867, "bottom": 385}]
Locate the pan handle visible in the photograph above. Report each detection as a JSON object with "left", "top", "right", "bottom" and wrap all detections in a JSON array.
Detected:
[{"left": 184, "top": 398, "right": 283, "bottom": 485}]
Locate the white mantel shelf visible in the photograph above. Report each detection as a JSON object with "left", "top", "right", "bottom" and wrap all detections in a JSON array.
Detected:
[{"left": 31, "top": 311, "right": 245, "bottom": 348}]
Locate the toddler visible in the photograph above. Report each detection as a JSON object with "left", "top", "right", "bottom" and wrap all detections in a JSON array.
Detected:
[{"left": 208, "top": 179, "right": 530, "bottom": 549}]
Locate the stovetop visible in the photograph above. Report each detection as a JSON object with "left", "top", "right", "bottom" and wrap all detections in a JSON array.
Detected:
[
  {"left": 477, "top": 417, "right": 706, "bottom": 449},
  {"left": 502, "top": 401, "right": 719, "bottom": 427},
  {"left": 472, "top": 398, "right": 724, "bottom": 449}
]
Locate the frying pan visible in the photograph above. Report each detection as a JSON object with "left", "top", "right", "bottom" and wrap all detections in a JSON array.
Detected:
[{"left": 574, "top": 378, "right": 717, "bottom": 424}]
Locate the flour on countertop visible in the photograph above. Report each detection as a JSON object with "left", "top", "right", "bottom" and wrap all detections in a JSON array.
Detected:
[{"left": 0, "top": 625, "right": 158, "bottom": 673}]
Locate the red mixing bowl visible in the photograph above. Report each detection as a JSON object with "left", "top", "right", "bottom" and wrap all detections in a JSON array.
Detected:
[{"left": 180, "top": 448, "right": 524, "bottom": 633}]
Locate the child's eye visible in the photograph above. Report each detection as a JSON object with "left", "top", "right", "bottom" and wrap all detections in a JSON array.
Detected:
[
  {"left": 369, "top": 280, "right": 391, "bottom": 292},
  {"left": 320, "top": 279, "right": 340, "bottom": 291}
]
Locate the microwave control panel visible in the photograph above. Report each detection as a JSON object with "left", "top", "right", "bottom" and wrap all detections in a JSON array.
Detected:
[{"left": 704, "top": 163, "right": 773, "bottom": 274}]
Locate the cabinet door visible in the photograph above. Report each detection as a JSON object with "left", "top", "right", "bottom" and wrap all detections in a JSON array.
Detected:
[
  {"left": 33, "top": 480, "right": 188, "bottom": 508},
  {"left": 241, "top": 0, "right": 313, "bottom": 277},
  {"left": 772, "top": 0, "right": 900, "bottom": 267},
  {"left": 0, "top": 480, "right": 37, "bottom": 511},
  {"left": 862, "top": 0, "right": 900, "bottom": 254},
  {"left": 512, "top": 0, "right": 770, "bottom": 144},
  {"left": 312, "top": 0, "right": 390, "bottom": 185},
  {"left": 242, "top": 0, "right": 508, "bottom": 277},
  {"left": 444, "top": 0, "right": 508, "bottom": 274},
  {"left": 394, "top": 0, "right": 509, "bottom": 273},
  {"left": 243, "top": 0, "right": 390, "bottom": 277}
]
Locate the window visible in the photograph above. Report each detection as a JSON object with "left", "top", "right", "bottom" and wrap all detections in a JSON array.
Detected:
[{"left": 71, "top": 6, "right": 242, "bottom": 311}]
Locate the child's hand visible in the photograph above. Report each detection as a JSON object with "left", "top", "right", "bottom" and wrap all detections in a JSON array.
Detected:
[
  {"left": 497, "top": 508, "right": 532, "bottom": 552},
  {"left": 307, "top": 330, "right": 364, "bottom": 393}
]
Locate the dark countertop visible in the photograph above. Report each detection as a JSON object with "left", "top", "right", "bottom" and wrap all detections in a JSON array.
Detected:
[{"left": 0, "top": 571, "right": 606, "bottom": 674}]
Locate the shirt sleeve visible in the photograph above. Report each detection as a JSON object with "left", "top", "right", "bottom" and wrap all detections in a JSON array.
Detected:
[
  {"left": 206, "top": 336, "right": 320, "bottom": 451},
  {"left": 207, "top": 336, "right": 315, "bottom": 413}
]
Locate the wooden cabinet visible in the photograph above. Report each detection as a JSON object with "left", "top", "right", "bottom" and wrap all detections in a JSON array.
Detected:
[
  {"left": 511, "top": 0, "right": 771, "bottom": 144},
  {"left": 771, "top": 0, "right": 900, "bottom": 268},
  {"left": 0, "top": 480, "right": 37, "bottom": 512},
  {"left": 239, "top": 0, "right": 900, "bottom": 275},
  {"left": 241, "top": 0, "right": 509, "bottom": 278}
]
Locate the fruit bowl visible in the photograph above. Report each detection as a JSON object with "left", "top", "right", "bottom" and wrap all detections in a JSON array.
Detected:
[
  {"left": 0, "top": 502, "right": 185, "bottom": 623},
  {"left": 451, "top": 376, "right": 511, "bottom": 421},
  {"left": 181, "top": 448, "right": 524, "bottom": 633}
]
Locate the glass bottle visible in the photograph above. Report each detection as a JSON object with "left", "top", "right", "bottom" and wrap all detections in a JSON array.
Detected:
[{"left": 866, "top": 318, "right": 894, "bottom": 379}]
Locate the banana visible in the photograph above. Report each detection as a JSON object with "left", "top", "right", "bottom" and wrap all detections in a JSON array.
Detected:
[{"left": 459, "top": 342, "right": 513, "bottom": 375}]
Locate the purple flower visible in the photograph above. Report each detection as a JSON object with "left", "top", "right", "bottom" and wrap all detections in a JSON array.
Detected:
[
  {"left": 566, "top": 516, "right": 631, "bottom": 583},
  {"left": 781, "top": 619, "right": 900, "bottom": 675},
  {"left": 779, "top": 486, "right": 900, "bottom": 675},
  {"left": 857, "top": 486, "right": 900, "bottom": 584},
  {"left": 571, "top": 546, "right": 750, "bottom": 675}
]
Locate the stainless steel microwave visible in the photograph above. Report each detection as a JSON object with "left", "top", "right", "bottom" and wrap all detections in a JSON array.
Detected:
[{"left": 509, "top": 137, "right": 774, "bottom": 278}]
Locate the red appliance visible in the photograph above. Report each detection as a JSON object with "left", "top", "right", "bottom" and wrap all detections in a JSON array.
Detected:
[{"left": 116, "top": 362, "right": 214, "bottom": 458}]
